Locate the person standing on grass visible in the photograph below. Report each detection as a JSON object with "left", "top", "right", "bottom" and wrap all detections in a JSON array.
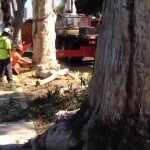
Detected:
[{"left": 0, "top": 27, "right": 13, "bottom": 83}]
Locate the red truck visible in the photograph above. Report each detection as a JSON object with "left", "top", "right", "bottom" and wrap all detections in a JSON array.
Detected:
[
  {"left": 56, "top": 15, "right": 98, "bottom": 59},
  {"left": 21, "top": 15, "right": 98, "bottom": 60}
]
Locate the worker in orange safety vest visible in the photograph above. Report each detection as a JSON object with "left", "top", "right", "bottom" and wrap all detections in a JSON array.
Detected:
[{"left": 11, "top": 45, "right": 31, "bottom": 75}]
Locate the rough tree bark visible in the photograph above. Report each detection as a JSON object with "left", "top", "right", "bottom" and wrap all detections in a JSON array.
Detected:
[
  {"left": 32, "top": 0, "right": 59, "bottom": 77},
  {"left": 23, "top": 0, "right": 150, "bottom": 149},
  {"left": 1, "top": 0, "right": 13, "bottom": 27}
]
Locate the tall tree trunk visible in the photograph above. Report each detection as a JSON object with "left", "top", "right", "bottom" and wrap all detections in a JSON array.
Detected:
[
  {"left": 12, "top": 0, "right": 27, "bottom": 45},
  {"left": 1, "top": 0, "right": 13, "bottom": 27},
  {"left": 32, "top": 0, "right": 58, "bottom": 75},
  {"left": 1, "top": 0, "right": 27, "bottom": 44},
  {"left": 23, "top": 0, "right": 150, "bottom": 149}
]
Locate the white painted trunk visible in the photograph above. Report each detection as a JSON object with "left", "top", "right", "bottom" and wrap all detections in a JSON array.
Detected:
[{"left": 32, "top": 0, "right": 58, "bottom": 68}]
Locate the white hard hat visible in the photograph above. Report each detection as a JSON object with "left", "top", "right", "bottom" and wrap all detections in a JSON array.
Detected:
[{"left": 3, "top": 28, "right": 12, "bottom": 35}]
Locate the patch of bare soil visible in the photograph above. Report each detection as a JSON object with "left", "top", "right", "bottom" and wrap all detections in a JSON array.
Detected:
[{"left": 19, "top": 60, "right": 93, "bottom": 96}]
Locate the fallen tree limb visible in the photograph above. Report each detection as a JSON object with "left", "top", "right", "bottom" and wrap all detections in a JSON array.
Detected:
[{"left": 36, "top": 68, "right": 69, "bottom": 86}]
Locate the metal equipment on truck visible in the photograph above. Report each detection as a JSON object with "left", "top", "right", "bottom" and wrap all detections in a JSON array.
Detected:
[
  {"left": 55, "top": 0, "right": 98, "bottom": 59},
  {"left": 21, "top": 0, "right": 98, "bottom": 60}
]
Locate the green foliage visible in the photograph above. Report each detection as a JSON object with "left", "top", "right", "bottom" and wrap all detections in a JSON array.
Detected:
[
  {"left": 55, "top": 2, "right": 65, "bottom": 14},
  {"left": 3, "top": 83, "right": 17, "bottom": 91},
  {"left": 28, "top": 83, "right": 89, "bottom": 122},
  {"left": 75, "top": 0, "right": 103, "bottom": 15},
  {"left": 0, "top": 74, "right": 91, "bottom": 123},
  {"left": 0, "top": 100, "right": 28, "bottom": 122},
  {"left": 78, "top": 73, "right": 91, "bottom": 88}
]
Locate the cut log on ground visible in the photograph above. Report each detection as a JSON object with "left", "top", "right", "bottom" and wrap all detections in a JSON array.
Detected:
[{"left": 36, "top": 68, "right": 69, "bottom": 86}]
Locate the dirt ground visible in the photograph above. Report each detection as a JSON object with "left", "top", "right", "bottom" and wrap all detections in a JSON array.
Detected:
[
  {"left": 19, "top": 59, "right": 93, "bottom": 96},
  {"left": 13, "top": 59, "right": 94, "bottom": 135}
]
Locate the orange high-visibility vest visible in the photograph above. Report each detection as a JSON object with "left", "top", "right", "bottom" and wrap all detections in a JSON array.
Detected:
[{"left": 11, "top": 51, "right": 21, "bottom": 66}]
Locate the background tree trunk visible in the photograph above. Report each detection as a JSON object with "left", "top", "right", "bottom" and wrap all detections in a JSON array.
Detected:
[
  {"left": 12, "top": 0, "right": 27, "bottom": 45},
  {"left": 32, "top": 0, "right": 58, "bottom": 72},
  {"left": 23, "top": 0, "right": 150, "bottom": 149},
  {"left": 1, "top": 0, "right": 27, "bottom": 45},
  {"left": 1, "top": 0, "right": 13, "bottom": 27}
]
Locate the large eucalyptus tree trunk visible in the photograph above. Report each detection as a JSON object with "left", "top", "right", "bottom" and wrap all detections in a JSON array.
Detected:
[
  {"left": 23, "top": 0, "right": 150, "bottom": 149},
  {"left": 32, "top": 0, "right": 58, "bottom": 77}
]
